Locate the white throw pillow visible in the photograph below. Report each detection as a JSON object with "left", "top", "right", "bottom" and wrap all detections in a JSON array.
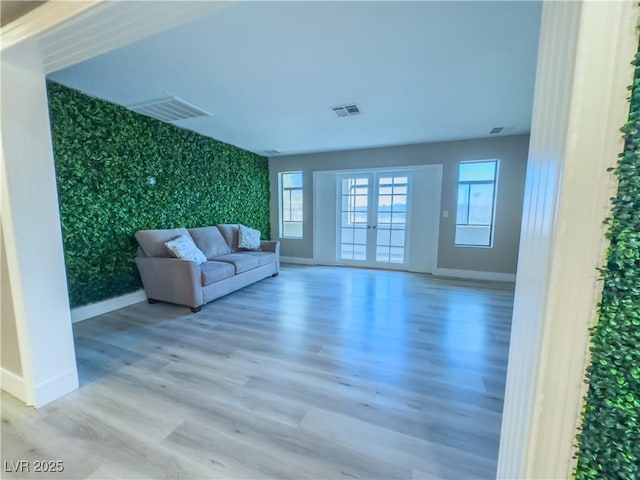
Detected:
[
  {"left": 238, "top": 224, "right": 261, "bottom": 250},
  {"left": 164, "top": 234, "right": 207, "bottom": 264}
]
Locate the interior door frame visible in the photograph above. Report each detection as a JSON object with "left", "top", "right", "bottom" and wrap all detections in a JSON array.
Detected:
[
  {"left": 335, "top": 170, "right": 413, "bottom": 269},
  {"left": 313, "top": 164, "right": 440, "bottom": 273}
]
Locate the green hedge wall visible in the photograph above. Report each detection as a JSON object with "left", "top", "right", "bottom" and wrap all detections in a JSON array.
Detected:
[
  {"left": 575, "top": 44, "right": 640, "bottom": 478},
  {"left": 48, "top": 82, "right": 270, "bottom": 308}
]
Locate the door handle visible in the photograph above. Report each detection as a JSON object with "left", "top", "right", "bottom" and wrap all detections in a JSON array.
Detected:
[{"left": 372, "top": 225, "right": 377, "bottom": 229}]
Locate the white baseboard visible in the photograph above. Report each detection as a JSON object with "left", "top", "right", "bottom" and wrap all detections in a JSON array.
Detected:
[
  {"left": 280, "top": 256, "right": 317, "bottom": 265},
  {"left": 33, "top": 368, "right": 78, "bottom": 407},
  {"left": 70, "top": 290, "right": 147, "bottom": 323},
  {"left": 1, "top": 368, "right": 26, "bottom": 402},
  {"left": 434, "top": 268, "right": 516, "bottom": 283}
]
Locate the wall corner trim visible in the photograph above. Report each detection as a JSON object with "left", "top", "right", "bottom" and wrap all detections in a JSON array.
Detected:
[
  {"left": 433, "top": 267, "right": 516, "bottom": 283},
  {"left": 1, "top": 368, "right": 26, "bottom": 402},
  {"left": 70, "top": 289, "right": 147, "bottom": 323}
]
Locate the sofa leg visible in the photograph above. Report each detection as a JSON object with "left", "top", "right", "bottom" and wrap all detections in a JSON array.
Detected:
[
  {"left": 272, "top": 272, "right": 279, "bottom": 277},
  {"left": 190, "top": 306, "right": 202, "bottom": 313},
  {"left": 148, "top": 298, "right": 159, "bottom": 304}
]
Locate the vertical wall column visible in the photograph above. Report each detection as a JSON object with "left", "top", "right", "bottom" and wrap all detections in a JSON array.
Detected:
[
  {"left": 497, "top": 1, "right": 637, "bottom": 478},
  {"left": 1, "top": 61, "right": 78, "bottom": 407}
]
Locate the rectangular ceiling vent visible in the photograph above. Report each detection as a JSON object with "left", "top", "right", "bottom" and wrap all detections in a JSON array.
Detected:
[
  {"left": 332, "top": 104, "right": 360, "bottom": 117},
  {"left": 128, "top": 96, "right": 211, "bottom": 123},
  {"left": 490, "top": 127, "right": 504, "bottom": 134},
  {"left": 264, "top": 149, "right": 281, "bottom": 155}
]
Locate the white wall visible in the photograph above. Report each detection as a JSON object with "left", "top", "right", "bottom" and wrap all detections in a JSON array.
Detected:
[{"left": 1, "top": 62, "right": 79, "bottom": 406}]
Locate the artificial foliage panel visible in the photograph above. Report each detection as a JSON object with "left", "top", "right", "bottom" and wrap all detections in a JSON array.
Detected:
[
  {"left": 575, "top": 44, "right": 640, "bottom": 478},
  {"left": 47, "top": 82, "right": 270, "bottom": 308}
]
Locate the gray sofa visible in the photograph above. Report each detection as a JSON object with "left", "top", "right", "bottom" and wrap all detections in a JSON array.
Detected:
[{"left": 134, "top": 224, "right": 279, "bottom": 312}]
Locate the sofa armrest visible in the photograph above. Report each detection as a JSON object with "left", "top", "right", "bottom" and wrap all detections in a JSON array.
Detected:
[
  {"left": 260, "top": 240, "right": 280, "bottom": 254},
  {"left": 260, "top": 241, "right": 280, "bottom": 273},
  {"left": 135, "top": 257, "right": 203, "bottom": 308}
]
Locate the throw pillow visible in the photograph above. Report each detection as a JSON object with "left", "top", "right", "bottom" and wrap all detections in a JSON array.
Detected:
[
  {"left": 164, "top": 234, "right": 207, "bottom": 264},
  {"left": 238, "top": 224, "right": 261, "bottom": 250}
]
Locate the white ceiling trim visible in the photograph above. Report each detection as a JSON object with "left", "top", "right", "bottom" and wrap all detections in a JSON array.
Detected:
[{"left": 2, "top": 1, "right": 235, "bottom": 74}]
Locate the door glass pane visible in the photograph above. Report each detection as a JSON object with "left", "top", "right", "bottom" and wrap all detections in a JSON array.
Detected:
[
  {"left": 353, "top": 209, "right": 368, "bottom": 224},
  {"left": 340, "top": 176, "right": 369, "bottom": 261},
  {"left": 378, "top": 212, "right": 392, "bottom": 226},
  {"left": 394, "top": 195, "right": 407, "bottom": 209},
  {"left": 390, "top": 229, "right": 405, "bottom": 247},
  {"left": 377, "top": 228, "right": 391, "bottom": 246},
  {"left": 353, "top": 244, "right": 366, "bottom": 260},
  {"left": 341, "top": 244, "right": 354, "bottom": 260},
  {"left": 376, "top": 246, "right": 390, "bottom": 263},
  {"left": 341, "top": 228, "right": 354, "bottom": 244},
  {"left": 378, "top": 195, "right": 392, "bottom": 208},
  {"left": 339, "top": 172, "right": 410, "bottom": 265},
  {"left": 390, "top": 247, "right": 404, "bottom": 264},
  {"left": 392, "top": 212, "right": 406, "bottom": 225},
  {"left": 375, "top": 174, "right": 408, "bottom": 265}
]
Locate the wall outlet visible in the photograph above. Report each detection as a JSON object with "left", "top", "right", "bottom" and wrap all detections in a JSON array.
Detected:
[{"left": 443, "top": 210, "right": 449, "bottom": 218}]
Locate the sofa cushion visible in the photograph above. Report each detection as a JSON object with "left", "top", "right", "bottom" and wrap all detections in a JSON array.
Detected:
[
  {"left": 245, "top": 251, "right": 277, "bottom": 266},
  {"left": 164, "top": 234, "right": 207, "bottom": 265},
  {"left": 136, "top": 228, "right": 191, "bottom": 257},
  {"left": 215, "top": 253, "right": 260, "bottom": 274},
  {"left": 216, "top": 224, "right": 240, "bottom": 252},
  {"left": 188, "top": 226, "right": 232, "bottom": 259},
  {"left": 200, "top": 261, "right": 235, "bottom": 286},
  {"left": 238, "top": 224, "right": 261, "bottom": 250}
]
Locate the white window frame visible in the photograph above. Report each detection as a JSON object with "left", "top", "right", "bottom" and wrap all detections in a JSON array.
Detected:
[
  {"left": 279, "top": 171, "right": 304, "bottom": 239},
  {"left": 454, "top": 159, "right": 499, "bottom": 248}
]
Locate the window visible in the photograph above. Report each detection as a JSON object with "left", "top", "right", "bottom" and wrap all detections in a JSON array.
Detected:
[
  {"left": 280, "top": 171, "right": 303, "bottom": 238},
  {"left": 455, "top": 160, "right": 498, "bottom": 247}
]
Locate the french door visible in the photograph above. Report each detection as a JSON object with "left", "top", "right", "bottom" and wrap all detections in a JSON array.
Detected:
[{"left": 338, "top": 171, "right": 410, "bottom": 267}]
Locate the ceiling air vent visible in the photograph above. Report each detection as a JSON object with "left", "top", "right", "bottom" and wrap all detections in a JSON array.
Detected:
[
  {"left": 264, "top": 149, "right": 281, "bottom": 155},
  {"left": 490, "top": 127, "right": 504, "bottom": 134},
  {"left": 332, "top": 104, "right": 360, "bottom": 117},
  {"left": 128, "top": 96, "right": 211, "bottom": 123}
]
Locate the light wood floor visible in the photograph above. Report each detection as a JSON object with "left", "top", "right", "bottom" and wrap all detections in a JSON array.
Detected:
[{"left": 2, "top": 265, "right": 514, "bottom": 479}]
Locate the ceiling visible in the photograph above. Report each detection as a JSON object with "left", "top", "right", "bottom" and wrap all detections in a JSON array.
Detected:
[
  {"left": 47, "top": 1, "right": 542, "bottom": 157},
  {"left": 1, "top": 1, "right": 46, "bottom": 27}
]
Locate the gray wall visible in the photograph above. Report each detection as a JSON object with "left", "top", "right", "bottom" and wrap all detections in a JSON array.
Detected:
[
  {"left": 1, "top": 226, "right": 23, "bottom": 376},
  {"left": 268, "top": 134, "right": 529, "bottom": 274}
]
